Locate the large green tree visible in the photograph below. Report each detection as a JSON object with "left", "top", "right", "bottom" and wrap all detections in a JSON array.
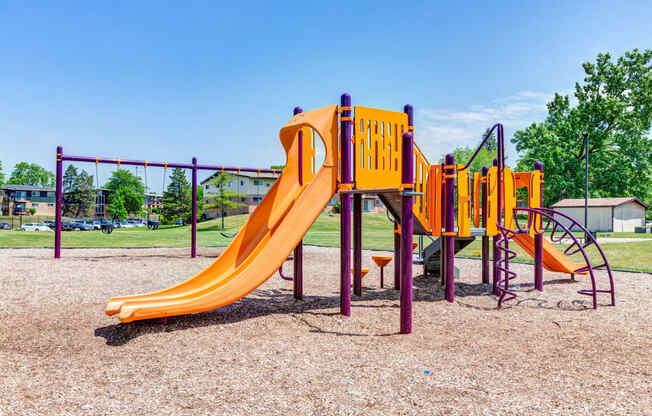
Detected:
[
  {"left": 512, "top": 49, "right": 652, "bottom": 208},
  {"left": 205, "top": 173, "right": 245, "bottom": 230},
  {"left": 62, "top": 165, "right": 96, "bottom": 217},
  {"left": 7, "top": 162, "right": 55, "bottom": 187},
  {"left": 105, "top": 169, "right": 144, "bottom": 216},
  {"left": 0, "top": 161, "right": 5, "bottom": 185}
]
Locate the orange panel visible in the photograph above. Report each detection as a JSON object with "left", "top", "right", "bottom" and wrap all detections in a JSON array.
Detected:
[
  {"left": 486, "top": 166, "right": 498, "bottom": 236},
  {"left": 353, "top": 106, "right": 407, "bottom": 189},
  {"left": 513, "top": 234, "right": 587, "bottom": 275},
  {"left": 503, "top": 168, "right": 516, "bottom": 230},
  {"left": 457, "top": 167, "right": 471, "bottom": 237},
  {"left": 430, "top": 165, "right": 442, "bottom": 237}
]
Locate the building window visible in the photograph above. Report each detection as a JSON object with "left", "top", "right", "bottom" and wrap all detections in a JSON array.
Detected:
[
  {"left": 48, "top": 203, "right": 54, "bottom": 207},
  {"left": 253, "top": 197, "right": 262, "bottom": 203},
  {"left": 32, "top": 203, "right": 39, "bottom": 208},
  {"left": 240, "top": 180, "right": 244, "bottom": 186},
  {"left": 205, "top": 200, "right": 210, "bottom": 204},
  {"left": 241, "top": 197, "right": 246, "bottom": 202},
  {"left": 266, "top": 183, "right": 270, "bottom": 187},
  {"left": 40, "top": 191, "right": 48, "bottom": 198},
  {"left": 205, "top": 185, "right": 210, "bottom": 190},
  {"left": 254, "top": 180, "right": 261, "bottom": 186}
]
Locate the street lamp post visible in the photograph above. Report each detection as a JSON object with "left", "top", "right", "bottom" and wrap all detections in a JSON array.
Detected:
[{"left": 583, "top": 131, "right": 589, "bottom": 241}]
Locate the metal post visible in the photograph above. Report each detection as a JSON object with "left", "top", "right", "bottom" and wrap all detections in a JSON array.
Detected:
[
  {"left": 191, "top": 157, "right": 197, "bottom": 258},
  {"left": 340, "top": 93, "right": 352, "bottom": 316},
  {"left": 534, "top": 161, "right": 544, "bottom": 291},
  {"left": 481, "top": 165, "right": 489, "bottom": 284},
  {"left": 583, "top": 132, "right": 589, "bottom": 240},
  {"left": 492, "top": 158, "right": 499, "bottom": 295},
  {"left": 353, "top": 193, "right": 362, "bottom": 296},
  {"left": 440, "top": 162, "right": 446, "bottom": 285},
  {"left": 55, "top": 146, "right": 63, "bottom": 259},
  {"left": 394, "top": 222, "right": 400, "bottom": 290},
  {"left": 293, "top": 106, "right": 304, "bottom": 300},
  {"left": 444, "top": 154, "right": 455, "bottom": 303},
  {"left": 400, "top": 131, "right": 414, "bottom": 334}
]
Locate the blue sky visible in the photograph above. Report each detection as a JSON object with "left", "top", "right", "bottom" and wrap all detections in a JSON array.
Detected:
[{"left": 1, "top": 1, "right": 650, "bottom": 191}]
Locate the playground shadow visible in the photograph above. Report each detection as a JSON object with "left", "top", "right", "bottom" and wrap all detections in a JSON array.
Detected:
[{"left": 94, "top": 273, "right": 495, "bottom": 346}]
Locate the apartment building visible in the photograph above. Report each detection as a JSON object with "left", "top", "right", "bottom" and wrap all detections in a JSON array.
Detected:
[
  {"left": 1, "top": 185, "right": 56, "bottom": 216},
  {"left": 201, "top": 171, "right": 280, "bottom": 218}
]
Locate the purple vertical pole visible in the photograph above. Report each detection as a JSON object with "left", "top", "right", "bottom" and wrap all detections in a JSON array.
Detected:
[
  {"left": 54, "top": 146, "right": 63, "bottom": 259},
  {"left": 394, "top": 223, "right": 400, "bottom": 289},
  {"left": 534, "top": 161, "right": 543, "bottom": 291},
  {"left": 353, "top": 194, "right": 362, "bottom": 296},
  {"left": 440, "top": 162, "right": 446, "bottom": 285},
  {"left": 340, "top": 93, "right": 352, "bottom": 316},
  {"left": 481, "top": 166, "right": 489, "bottom": 284},
  {"left": 400, "top": 132, "right": 414, "bottom": 334},
  {"left": 191, "top": 157, "right": 197, "bottom": 258},
  {"left": 495, "top": 126, "right": 505, "bottom": 294},
  {"left": 492, "top": 158, "right": 499, "bottom": 294},
  {"left": 293, "top": 106, "right": 304, "bottom": 300},
  {"left": 444, "top": 154, "right": 455, "bottom": 303}
]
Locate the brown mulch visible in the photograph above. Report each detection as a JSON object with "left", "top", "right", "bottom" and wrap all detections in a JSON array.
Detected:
[{"left": 1, "top": 247, "right": 650, "bottom": 415}]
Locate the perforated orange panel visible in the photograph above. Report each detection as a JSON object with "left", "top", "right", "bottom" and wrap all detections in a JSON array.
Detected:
[{"left": 353, "top": 106, "right": 408, "bottom": 189}]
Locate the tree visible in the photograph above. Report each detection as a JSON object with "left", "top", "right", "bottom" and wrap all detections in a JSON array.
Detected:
[
  {"left": 105, "top": 169, "right": 144, "bottom": 216},
  {"left": 160, "top": 168, "right": 190, "bottom": 224},
  {"left": 29, "top": 207, "right": 36, "bottom": 216},
  {"left": 107, "top": 190, "right": 128, "bottom": 221},
  {"left": 512, "top": 49, "right": 652, "bottom": 207},
  {"left": 270, "top": 164, "right": 285, "bottom": 170},
  {"left": 62, "top": 165, "right": 96, "bottom": 217},
  {"left": 8, "top": 162, "right": 55, "bottom": 187},
  {"left": 204, "top": 173, "right": 246, "bottom": 229},
  {"left": 0, "top": 161, "right": 5, "bottom": 185},
  {"left": 439, "top": 129, "right": 501, "bottom": 173}
]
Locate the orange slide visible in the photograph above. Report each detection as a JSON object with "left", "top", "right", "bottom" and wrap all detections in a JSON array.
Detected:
[
  {"left": 106, "top": 105, "right": 339, "bottom": 323},
  {"left": 512, "top": 234, "right": 587, "bottom": 275}
]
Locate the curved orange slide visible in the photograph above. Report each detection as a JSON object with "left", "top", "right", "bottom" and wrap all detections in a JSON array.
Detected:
[
  {"left": 106, "top": 105, "right": 339, "bottom": 323},
  {"left": 512, "top": 234, "right": 587, "bottom": 275}
]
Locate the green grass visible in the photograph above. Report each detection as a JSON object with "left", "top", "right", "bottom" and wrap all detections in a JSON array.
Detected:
[{"left": 1, "top": 212, "right": 650, "bottom": 272}]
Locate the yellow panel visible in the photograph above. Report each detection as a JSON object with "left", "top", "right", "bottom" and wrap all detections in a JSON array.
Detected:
[
  {"left": 412, "top": 142, "right": 430, "bottom": 232},
  {"left": 486, "top": 166, "right": 498, "bottom": 236},
  {"left": 529, "top": 170, "right": 542, "bottom": 234},
  {"left": 457, "top": 167, "right": 471, "bottom": 237},
  {"left": 503, "top": 168, "right": 516, "bottom": 230},
  {"left": 353, "top": 106, "right": 407, "bottom": 189},
  {"left": 473, "top": 172, "right": 481, "bottom": 227},
  {"left": 430, "top": 165, "right": 442, "bottom": 237}
]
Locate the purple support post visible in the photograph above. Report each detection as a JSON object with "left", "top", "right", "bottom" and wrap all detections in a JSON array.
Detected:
[
  {"left": 400, "top": 132, "right": 414, "bottom": 334},
  {"left": 293, "top": 106, "right": 304, "bottom": 300},
  {"left": 353, "top": 194, "right": 362, "bottom": 296},
  {"left": 340, "top": 93, "right": 352, "bottom": 316},
  {"left": 492, "top": 158, "right": 500, "bottom": 295},
  {"left": 444, "top": 154, "right": 456, "bottom": 303},
  {"left": 54, "top": 146, "right": 63, "bottom": 259},
  {"left": 191, "top": 157, "right": 197, "bottom": 258},
  {"left": 393, "top": 223, "right": 400, "bottom": 289},
  {"left": 534, "top": 161, "right": 544, "bottom": 291},
  {"left": 440, "top": 162, "right": 446, "bottom": 285},
  {"left": 481, "top": 166, "right": 489, "bottom": 284}
]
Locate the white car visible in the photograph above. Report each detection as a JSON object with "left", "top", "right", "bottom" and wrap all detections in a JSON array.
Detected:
[{"left": 19, "top": 223, "right": 53, "bottom": 232}]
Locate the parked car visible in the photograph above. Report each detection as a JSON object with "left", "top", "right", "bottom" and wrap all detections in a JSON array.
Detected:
[
  {"left": 91, "top": 220, "right": 102, "bottom": 230},
  {"left": 0, "top": 222, "right": 11, "bottom": 230},
  {"left": 175, "top": 219, "right": 185, "bottom": 226},
  {"left": 19, "top": 223, "right": 53, "bottom": 232},
  {"left": 44, "top": 220, "right": 55, "bottom": 228},
  {"left": 61, "top": 221, "right": 74, "bottom": 231},
  {"left": 71, "top": 221, "right": 94, "bottom": 231}
]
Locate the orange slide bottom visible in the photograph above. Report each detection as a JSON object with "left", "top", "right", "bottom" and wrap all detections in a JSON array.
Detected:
[{"left": 512, "top": 234, "right": 587, "bottom": 275}]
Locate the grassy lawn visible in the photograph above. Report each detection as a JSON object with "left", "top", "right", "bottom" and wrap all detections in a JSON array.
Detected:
[{"left": 1, "top": 212, "right": 650, "bottom": 272}]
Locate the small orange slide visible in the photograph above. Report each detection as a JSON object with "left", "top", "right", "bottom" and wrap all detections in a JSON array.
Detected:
[
  {"left": 512, "top": 234, "right": 587, "bottom": 275},
  {"left": 106, "top": 105, "right": 339, "bottom": 323}
]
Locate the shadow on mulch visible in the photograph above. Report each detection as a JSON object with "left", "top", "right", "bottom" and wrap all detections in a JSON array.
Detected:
[{"left": 94, "top": 273, "right": 604, "bottom": 346}]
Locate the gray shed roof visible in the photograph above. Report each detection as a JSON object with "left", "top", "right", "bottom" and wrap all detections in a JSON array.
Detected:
[{"left": 552, "top": 197, "right": 648, "bottom": 209}]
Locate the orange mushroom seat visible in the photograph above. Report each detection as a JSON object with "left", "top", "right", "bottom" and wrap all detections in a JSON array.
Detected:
[{"left": 372, "top": 255, "right": 392, "bottom": 268}]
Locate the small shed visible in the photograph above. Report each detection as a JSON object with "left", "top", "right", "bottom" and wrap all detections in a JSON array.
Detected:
[{"left": 551, "top": 197, "right": 648, "bottom": 233}]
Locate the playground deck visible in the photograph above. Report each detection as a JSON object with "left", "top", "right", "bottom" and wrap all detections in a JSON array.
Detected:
[{"left": 1, "top": 246, "right": 649, "bottom": 415}]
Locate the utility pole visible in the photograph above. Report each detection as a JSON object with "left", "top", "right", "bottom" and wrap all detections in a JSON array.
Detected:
[{"left": 583, "top": 131, "right": 589, "bottom": 241}]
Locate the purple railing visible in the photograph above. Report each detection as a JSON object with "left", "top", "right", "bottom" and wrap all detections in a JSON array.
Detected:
[{"left": 494, "top": 207, "right": 615, "bottom": 309}]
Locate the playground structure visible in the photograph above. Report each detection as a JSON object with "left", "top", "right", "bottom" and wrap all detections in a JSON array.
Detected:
[{"left": 99, "top": 93, "right": 615, "bottom": 334}]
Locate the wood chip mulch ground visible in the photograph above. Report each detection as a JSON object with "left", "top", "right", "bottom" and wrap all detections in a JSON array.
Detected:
[{"left": 1, "top": 247, "right": 650, "bottom": 415}]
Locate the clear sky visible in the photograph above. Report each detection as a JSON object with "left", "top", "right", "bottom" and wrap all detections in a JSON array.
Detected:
[{"left": 1, "top": 1, "right": 650, "bottom": 191}]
